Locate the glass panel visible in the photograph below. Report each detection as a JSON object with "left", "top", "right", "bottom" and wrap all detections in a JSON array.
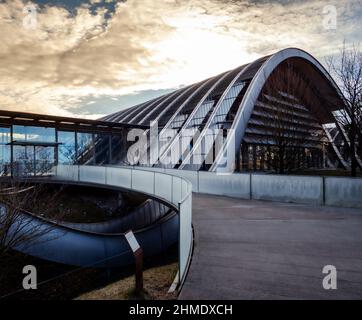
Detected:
[
  {"left": 13, "top": 145, "right": 35, "bottom": 176},
  {"left": 188, "top": 100, "right": 214, "bottom": 128},
  {"left": 35, "top": 146, "right": 55, "bottom": 175},
  {"left": 13, "top": 125, "right": 55, "bottom": 143},
  {"left": 77, "top": 132, "right": 94, "bottom": 165},
  {"left": 193, "top": 82, "right": 245, "bottom": 169},
  {"left": 111, "top": 135, "right": 127, "bottom": 165},
  {"left": 0, "top": 127, "right": 11, "bottom": 175},
  {"left": 58, "top": 131, "right": 76, "bottom": 164},
  {"left": 0, "top": 145, "right": 11, "bottom": 175},
  {"left": 0, "top": 127, "right": 11, "bottom": 144},
  {"left": 157, "top": 78, "right": 222, "bottom": 163},
  {"left": 94, "top": 134, "right": 110, "bottom": 165}
]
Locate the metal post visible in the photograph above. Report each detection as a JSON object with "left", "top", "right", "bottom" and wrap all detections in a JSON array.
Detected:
[
  {"left": 10, "top": 125, "right": 14, "bottom": 178},
  {"left": 33, "top": 145, "right": 36, "bottom": 176},
  {"left": 125, "top": 230, "right": 143, "bottom": 294},
  {"left": 55, "top": 129, "right": 59, "bottom": 167},
  {"left": 134, "top": 248, "right": 144, "bottom": 294}
]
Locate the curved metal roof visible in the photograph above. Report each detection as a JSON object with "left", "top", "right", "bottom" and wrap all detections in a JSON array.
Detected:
[{"left": 103, "top": 48, "right": 348, "bottom": 172}]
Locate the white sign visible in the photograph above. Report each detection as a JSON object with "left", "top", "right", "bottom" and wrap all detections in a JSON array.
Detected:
[{"left": 125, "top": 231, "right": 141, "bottom": 253}]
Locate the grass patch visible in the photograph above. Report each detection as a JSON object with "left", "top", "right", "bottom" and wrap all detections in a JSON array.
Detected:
[{"left": 76, "top": 262, "right": 178, "bottom": 300}]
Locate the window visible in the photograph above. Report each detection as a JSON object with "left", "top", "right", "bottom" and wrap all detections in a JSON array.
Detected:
[
  {"left": 0, "top": 127, "right": 11, "bottom": 175},
  {"left": 95, "top": 134, "right": 111, "bottom": 165},
  {"left": 35, "top": 146, "right": 55, "bottom": 175},
  {"left": 111, "top": 135, "right": 127, "bottom": 165},
  {"left": 58, "top": 131, "right": 76, "bottom": 164},
  {"left": 13, "top": 125, "right": 55, "bottom": 143},
  {"left": 13, "top": 145, "right": 34, "bottom": 176},
  {"left": 77, "top": 132, "right": 94, "bottom": 165}
]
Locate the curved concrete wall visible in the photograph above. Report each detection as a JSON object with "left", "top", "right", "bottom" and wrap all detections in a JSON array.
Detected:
[
  {"left": 53, "top": 165, "right": 194, "bottom": 284},
  {"left": 5, "top": 165, "right": 193, "bottom": 286}
]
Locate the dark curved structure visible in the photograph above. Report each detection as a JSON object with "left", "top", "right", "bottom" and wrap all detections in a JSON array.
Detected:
[
  {"left": 104, "top": 48, "right": 360, "bottom": 173},
  {"left": 1, "top": 187, "right": 178, "bottom": 268}
]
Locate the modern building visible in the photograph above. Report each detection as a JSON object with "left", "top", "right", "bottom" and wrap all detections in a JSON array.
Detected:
[
  {"left": 103, "top": 48, "right": 360, "bottom": 173},
  {"left": 1, "top": 48, "right": 361, "bottom": 283},
  {"left": 0, "top": 48, "right": 360, "bottom": 177},
  {"left": 0, "top": 110, "right": 144, "bottom": 176}
]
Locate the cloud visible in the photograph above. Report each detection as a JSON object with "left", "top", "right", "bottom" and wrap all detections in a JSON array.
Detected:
[{"left": 0, "top": 0, "right": 361, "bottom": 118}]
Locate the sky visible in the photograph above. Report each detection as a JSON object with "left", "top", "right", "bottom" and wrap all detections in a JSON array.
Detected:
[{"left": 0, "top": 0, "right": 361, "bottom": 119}]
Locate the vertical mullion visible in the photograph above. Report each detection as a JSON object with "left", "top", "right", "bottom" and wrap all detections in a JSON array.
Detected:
[
  {"left": 10, "top": 125, "right": 14, "bottom": 178},
  {"left": 75, "top": 131, "right": 78, "bottom": 165},
  {"left": 55, "top": 129, "right": 59, "bottom": 166}
]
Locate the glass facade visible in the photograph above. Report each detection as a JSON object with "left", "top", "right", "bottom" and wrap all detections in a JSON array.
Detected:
[
  {"left": 13, "top": 125, "right": 56, "bottom": 143},
  {"left": 110, "top": 135, "right": 127, "bottom": 164},
  {"left": 95, "top": 134, "right": 110, "bottom": 165},
  {"left": 0, "top": 127, "right": 11, "bottom": 175},
  {"left": 13, "top": 145, "right": 35, "bottom": 176},
  {"left": 239, "top": 143, "right": 326, "bottom": 173},
  {"left": 35, "top": 146, "right": 55, "bottom": 175},
  {"left": 185, "top": 80, "right": 247, "bottom": 170},
  {"left": 77, "top": 132, "right": 94, "bottom": 165},
  {"left": 0, "top": 124, "right": 127, "bottom": 177},
  {"left": 10, "top": 126, "right": 56, "bottom": 176},
  {"left": 58, "top": 131, "right": 76, "bottom": 164}
]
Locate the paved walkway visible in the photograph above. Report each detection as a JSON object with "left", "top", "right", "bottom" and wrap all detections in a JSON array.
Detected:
[{"left": 179, "top": 194, "right": 362, "bottom": 300}]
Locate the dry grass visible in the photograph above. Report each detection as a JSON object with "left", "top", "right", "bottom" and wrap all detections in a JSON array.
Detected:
[{"left": 76, "top": 262, "right": 178, "bottom": 300}]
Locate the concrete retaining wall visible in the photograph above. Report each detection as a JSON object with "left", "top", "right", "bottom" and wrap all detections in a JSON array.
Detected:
[
  {"left": 128, "top": 166, "right": 362, "bottom": 208},
  {"left": 325, "top": 177, "right": 362, "bottom": 208},
  {"left": 198, "top": 171, "right": 250, "bottom": 199},
  {"left": 251, "top": 175, "right": 324, "bottom": 205}
]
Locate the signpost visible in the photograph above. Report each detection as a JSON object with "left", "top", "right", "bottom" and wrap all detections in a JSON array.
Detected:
[{"left": 125, "top": 230, "right": 143, "bottom": 294}]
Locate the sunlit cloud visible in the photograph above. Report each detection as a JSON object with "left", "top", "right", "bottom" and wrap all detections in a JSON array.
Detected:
[{"left": 0, "top": 0, "right": 361, "bottom": 119}]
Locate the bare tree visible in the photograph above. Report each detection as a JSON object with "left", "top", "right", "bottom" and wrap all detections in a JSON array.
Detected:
[
  {"left": 0, "top": 180, "right": 65, "bottom": 260},
  {"left": 326, "top": 43, "right": 362, "bottom": 177},
  {"left": 0, "top": 149, "right": 66, "bottom": 290}
]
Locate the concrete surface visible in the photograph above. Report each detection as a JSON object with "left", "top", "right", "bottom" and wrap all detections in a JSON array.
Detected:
[
  {"left": 325, "top": 177, "right": 362, "bottom": 208},
  {"left": 179, "top": 194, "right": 362, "bottom": 300},
  {"left": 198, "top": 171, "right": 250, "bottom": 199},
  {"left": 251, "top": 174, "right": 323, "bottom": 205}
]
